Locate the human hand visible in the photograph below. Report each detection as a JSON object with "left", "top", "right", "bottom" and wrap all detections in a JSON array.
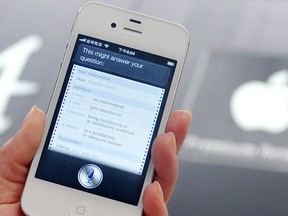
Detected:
[
  {"left": 143, "top": 110, "right": 191, "bottom": 216},
  {"left": 0, "top": 106, "right": 191, "bottom": 216},
  {"left": 0, "top": 106, "right": 45, "bottom": 215}
]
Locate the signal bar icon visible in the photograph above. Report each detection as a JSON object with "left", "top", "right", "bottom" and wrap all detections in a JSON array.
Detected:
[{"left": 79, "top": 38, "right": 87, "bottom": 43}]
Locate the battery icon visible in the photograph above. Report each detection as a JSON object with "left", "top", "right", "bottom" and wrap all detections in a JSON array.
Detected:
[{"left": 167, "top": 61, "right": 175, "bottom": 67}]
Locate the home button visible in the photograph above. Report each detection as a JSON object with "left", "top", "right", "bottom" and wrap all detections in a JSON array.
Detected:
[
  {"left": 69, "top": 200, "right": 91, "bottom": 216},
  {"left": 76, "top": 205, "right": 85, "bottom": 215}
]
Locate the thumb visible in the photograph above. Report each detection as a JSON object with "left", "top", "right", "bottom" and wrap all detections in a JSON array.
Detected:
[{"left": 1, "top": 106, "right": 45, "bottom": 167}]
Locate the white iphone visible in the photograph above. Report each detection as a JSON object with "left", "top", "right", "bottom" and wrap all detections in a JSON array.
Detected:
[{"left": 21, "top": 2, "right": 189, "bottom": 216}]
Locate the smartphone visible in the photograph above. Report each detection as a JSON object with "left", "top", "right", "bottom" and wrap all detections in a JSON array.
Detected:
[{"left": 21, "top": 2, "right": 189, "bottom": 216}]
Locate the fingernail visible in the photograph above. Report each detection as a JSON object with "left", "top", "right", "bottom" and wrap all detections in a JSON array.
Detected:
[
  {"left": 153, "top": 181, "right": 164, "bottom": 200},
  {"left": 184, "top": 109, "right": 192, "bottom": 117},
  {"left": 23, "top": 105, "right": 37, "bottom": 124},
  {"left": 175, "top": 109, "right": 191, "bottom": 115},
  {"left": 180, "top": 109, "right": 192, "bottom": 121},
  {"left": 168, "top": 132, "right": 177, "bottom": 155}
]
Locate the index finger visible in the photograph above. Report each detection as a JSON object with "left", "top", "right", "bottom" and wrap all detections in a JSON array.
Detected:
[{"left": 165, "top": 110, "right": 192, "bottom": 153}]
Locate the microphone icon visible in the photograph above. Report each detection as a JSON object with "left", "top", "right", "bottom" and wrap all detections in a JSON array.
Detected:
[
  {"left": 86, "top": 169, "right": 95, "bottom": 183},
  {"left": 78, "top": 164, "right": 103, "bottom": 189}
]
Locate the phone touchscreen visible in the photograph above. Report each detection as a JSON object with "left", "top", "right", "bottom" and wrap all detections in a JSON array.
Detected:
[{"left": 35, "top": 34, "right": 177, "bottom": 205}]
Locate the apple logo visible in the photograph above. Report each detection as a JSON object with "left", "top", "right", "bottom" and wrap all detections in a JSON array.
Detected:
[{"left": 230, "top": 70, "right": 288, "bottom": 134}]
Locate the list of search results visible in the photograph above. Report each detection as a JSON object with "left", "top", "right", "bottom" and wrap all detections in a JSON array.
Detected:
[{"left": 49, "top": 64, "right": 165, "bottom": 175}]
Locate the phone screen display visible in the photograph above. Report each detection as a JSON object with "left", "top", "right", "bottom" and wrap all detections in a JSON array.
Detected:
[{"left": 35, "top": 34, "right": 177, "bottom": 205}]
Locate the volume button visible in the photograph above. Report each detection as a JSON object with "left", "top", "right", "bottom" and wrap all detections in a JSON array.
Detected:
[
  {"left": 65, "top": 40, "right": 69, "bottom": 50},
  {"left": 59, "top": 60, "right": 63, "bottom": 70}
]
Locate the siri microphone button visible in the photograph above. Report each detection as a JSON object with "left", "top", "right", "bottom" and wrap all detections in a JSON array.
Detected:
[{"left": 78, "top": 164, "right": 103, "bottom": 189}]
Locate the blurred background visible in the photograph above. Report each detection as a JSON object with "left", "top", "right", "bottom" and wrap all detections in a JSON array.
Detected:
[{"left": 1, "top": 0, "right": 288, "bottom": 215}]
